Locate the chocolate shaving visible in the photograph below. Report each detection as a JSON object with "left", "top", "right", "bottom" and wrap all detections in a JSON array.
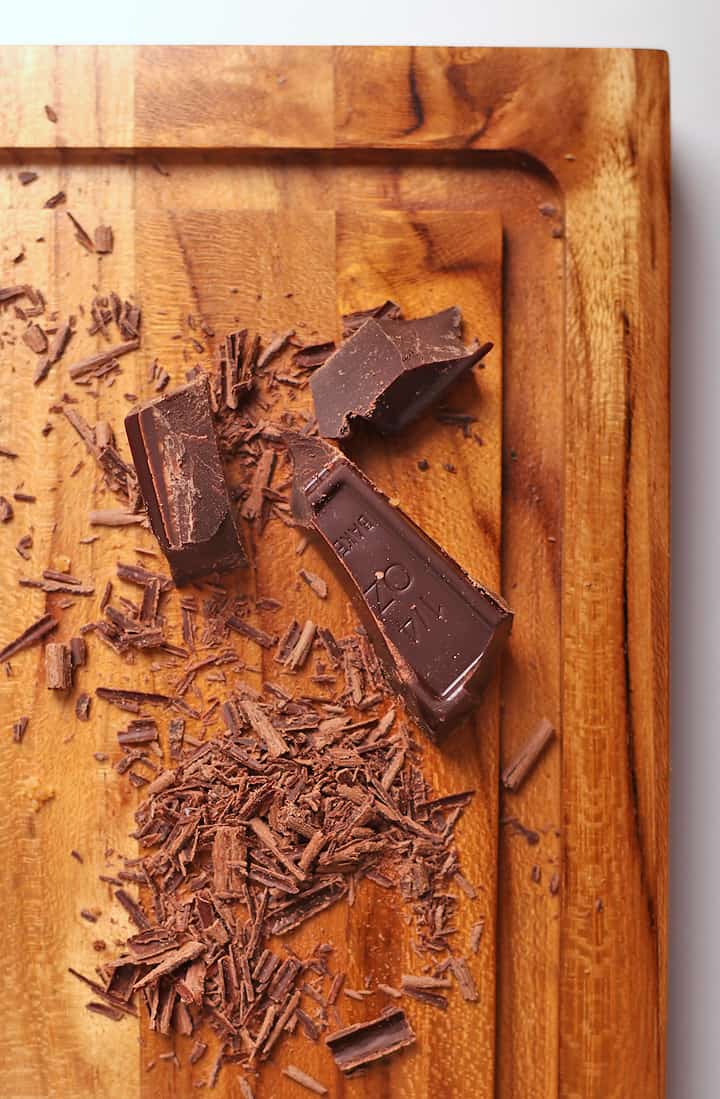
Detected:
[
  {"left": 292, "top": 342, "right": 336, "bottom": 370},
  {"left": 299, "top": 570, "right": 327, "bottom": 600},
  {"left": 89, "top": 510, "right": 145, "bottom": 527},
  {"left": 326, "top": 1007, "right": 416, "bottom": 1074},
  {"left": 94, "top": 225, "right": 114, "bottom": 254},
  {"left": 341, "top": 300, "right": 402, "bottom": 338},
  {"left": 501, "top": 717, "right": 555, "bottom": 792},
  {"left": 44, "top": 191, "right": 66, "bottom": 208},
  {"left": 281, "top": 1066, "right": 327, "bottom": 1094},
  {"left": 12, "top": 715, "right": 29, "bottom": 743},
  {"left": 96, "top": 687, "right": 170, "bottom": 707},
  {"left": 20, "top": 577, "right": 94, "bottom": 595},
  {"left": 45, "top": 643, "right": 73, "bottom": 689},
  {"left": 34, "top": 321, "right": 73, "bottom": 384},
  {"left": 22, "top": 324, "right": 47, "bottom": 354},
  {"left": 75, "top": 693, "right": 91, "bottom": 721},
  {"left": 241, "top": 448, "right": 276, "bottom": 521},
  {"left": 66, "top": 212, "right": 95, "bottom": 253},
  {"left": 0, "top": 497, "right": 13, "bottom": 523},
  {"left": 0, "top": 613, "right": 57, "bottom": 662},
  {"left": 68, "top": 338, "right": 139, "bottom": 381}
]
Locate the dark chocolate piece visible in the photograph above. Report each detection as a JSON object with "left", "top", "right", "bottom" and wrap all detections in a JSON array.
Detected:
[
  {"left": 310, "top": 306, "right": 492, "bottom": 439},
  {"left": 125, "top": 377, "right": 247, "bottom": 584},
  {"left": 285, "top": 434, "right": 512, "bottom": 738},
  {"left": 325, "top": 1007, "right": 416, "bottom": 1074},
  {"left": 501, "top": 716, "right": 555, "bottom": 792},
  {"left": 45, "top": 642, "right": 73, "bottom": 689}
]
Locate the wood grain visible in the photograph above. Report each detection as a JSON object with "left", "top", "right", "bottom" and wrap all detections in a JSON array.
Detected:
[{"left": 0, "top": 45, "right": 669, "bottom": 1099}]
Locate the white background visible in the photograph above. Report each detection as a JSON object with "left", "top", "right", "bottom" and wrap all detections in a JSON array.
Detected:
[{"left": 3, "top": 2, "right": 718, "bottom": 1095}]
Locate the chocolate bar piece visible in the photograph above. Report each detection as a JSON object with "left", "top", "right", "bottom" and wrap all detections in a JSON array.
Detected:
[
  {"left": 125, "top": 377, "right": 246, "bottom": 585},
  {"left": 285, "top": 434, "right": 512, "bottom": 738},
  {"left": 310, "top": 306, "right": 492, "bottom": 439}
]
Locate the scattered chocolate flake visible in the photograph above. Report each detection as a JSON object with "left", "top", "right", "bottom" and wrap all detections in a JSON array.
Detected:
[
  {"left": 326, "top": 1008, "right": 416, "bottom": 1075},
  {"left": 282, "top": 1065, "right": 327, "bottom": 1094},
  {"left": 299, "top": 570, "right": 327, "bottom": 600},
  {"left": 189, "top": 1041, "right": 208, "bottom": 1064},
  {"left": 21, "top": 323, "right": 47, "bottom": 354},
  {"left": 257, "top": 330, "right": 295, "bottom": 369},
  {"left": 218, "top": 329, "right": 259, "bottom": 407},
  {"left": 0, "top": 287, "right": 27, "bottom": 307},
  {"left": 44, "top": 191, "right": 66, "bottom": 209},
  {"left": 549, "top": 872, "right": 560, "bottom": 896},
  {"left": 18, "top": 170, "right": 38, "bottom": 185},
  {"left": 70, "top": 637, "right": 87, "bottom": 668},
  {"left": 94, "top": 225, "right": 114, "bottom": 254},
  {"left": 501, "top": 717, "right": 555, "bottom": 792},
  {"left": 89, "top": 510, "right": 145, "bottom": 527},
  {"left": 65, "top": 212, "right": 96, "bottom": 253},
  {"left": 241, "top": 700, "right": 289, "bottom": 757},
  {"left": 285, "top": 619, "right": 316, "bottom": 671},
  {"left": 241, "top": 448, "right": 276, "bottom": 520},
  {"left": 341, "top": 300, "right": 402, "bottom": 338},
  {"left": 417, "top": 459, "right": 429, "bottom": 471},
  {"left": 68, "top": 338, "right": 139, "bottom": 381},
  {"left": 12, "top": 715, "right": 29, "bottom": 743},
  {"left": 292, "top": 342, "right": 336, "bottom": 370},
  {"left": 0, "top": 496, "right": 13, "bottom": 523},
  {"left": 46, "top": 643, "right": 73, "bottom": 690},
  {"left": 71, "top": 849, "right": 83, "bottom": 863},
  {"left": 531, "top": 864, "right": 541, "bottom": 884},
  {"left": 226, "top": 616, "right": 276, "bottom": 650},
  {"left": 13, "top": 492, "right": 36, "bottom": 503},
  {"left": 20, "top": 576, "right": 94, "bottom": 595},
  {"left": 114, "top": 888, "right": 152, "bottom": 930},
  {"left": 33, "top": 320, "right": 72, "bottom": 385},
  {"left": 86, "top": 1002, "right": 125, "bottom": 1021},
  {"left": 96, "top": 687, "right": 170, "bottom": 708},
  {"left": 449, "top": 956, "right": 478, "bottom": 1002},
  {"left": 16, "top": 534, "right": 33, "bottom": 560},
  {"left": 44, "top": 104, "right": 58, "bottom": 122},
  {"left": 377, "top": 983, "right": 402, "bottom": 999}
]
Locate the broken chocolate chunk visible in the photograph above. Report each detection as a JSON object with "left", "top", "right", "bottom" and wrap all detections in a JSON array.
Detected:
[
  {"left": 285, "top": 434, "right": 512, "bottom": 738},
  {"left": 326, "top": 1007, "right": 416, "bottom": 1075},
  {"left": 125, "top": 376, "right": 247, "bottom": 584},
  {"left": 310, "top": 306, "right": 492, "bottom": 439},
  {"left": 45, "top": 642, "right": 73, "bottom": 689}
]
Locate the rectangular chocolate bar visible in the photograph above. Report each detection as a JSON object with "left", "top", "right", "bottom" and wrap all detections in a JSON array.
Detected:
[
  {"left": 285, "top": 434, "right": 512, "bottom": 738},
  {"left": 125, "top": 377, "right": 246, "bottom": 585}
]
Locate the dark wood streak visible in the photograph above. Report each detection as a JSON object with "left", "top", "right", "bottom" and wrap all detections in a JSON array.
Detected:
[
  {"left": 399, "top": 48, "right": 425, "bottom": 137},
  {"left": 408, "top": 218, "right": 491, "bottom": 276},
  {"left": 621, "top": 308, "right": 656, "bottom": 936}
]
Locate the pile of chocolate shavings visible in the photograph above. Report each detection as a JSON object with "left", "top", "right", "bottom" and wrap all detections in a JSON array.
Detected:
[{"left": 74, "top": 674, "right": 477, "bottom": 1083}]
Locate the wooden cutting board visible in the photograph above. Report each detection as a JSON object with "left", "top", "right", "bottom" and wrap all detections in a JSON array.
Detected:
[{"left": 0, "top": 47, "right": 669, "bottom": 1099}]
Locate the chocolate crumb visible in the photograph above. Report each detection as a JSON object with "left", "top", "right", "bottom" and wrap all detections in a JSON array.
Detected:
[{"left": 12, "top": 715, "right": 29, "bottom": 743}]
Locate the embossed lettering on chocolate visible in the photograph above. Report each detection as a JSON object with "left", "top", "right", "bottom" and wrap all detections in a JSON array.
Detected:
[
  {"left": 285, "top": 433, "right": 513, "bottom": 738},
  {"left": 125, "top": 376, "right": 247, "bottom": 585}
]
